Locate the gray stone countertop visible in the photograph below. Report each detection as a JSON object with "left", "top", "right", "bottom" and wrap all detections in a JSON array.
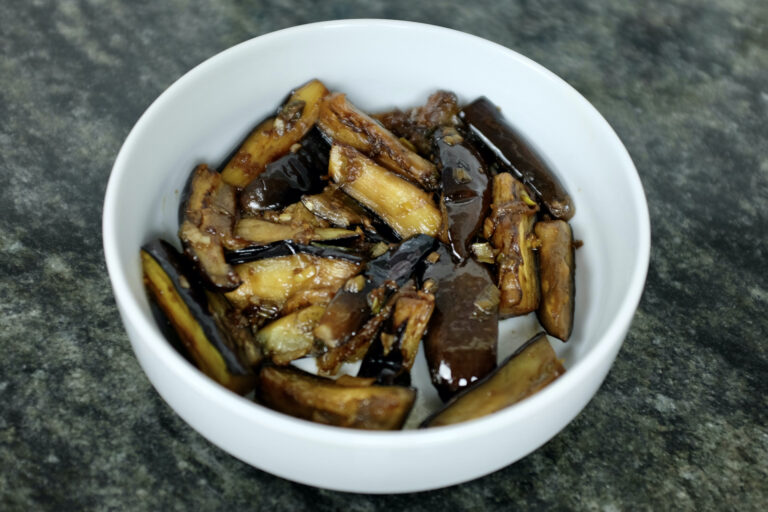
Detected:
[{"left": 1, "top": 0, "right": 766, "bottom": 509}]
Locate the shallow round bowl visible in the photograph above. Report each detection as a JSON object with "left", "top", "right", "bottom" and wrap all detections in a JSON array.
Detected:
[{"left": 103, "top": 19, "right": 650, "bottom": 493}]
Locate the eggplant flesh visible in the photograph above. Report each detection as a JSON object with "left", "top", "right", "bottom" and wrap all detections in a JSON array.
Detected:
[
  {"left": 301, "top": 186, "right": 376, "bottom": 231},
  {"left": 220, "top": 79, "right": 329, "bottom": 188},
  {"left": 178, "top": 164, "right": 241, "bottom": 291},
  {"left": 141, "top": 239, "right": 258, "bottom": 394},
  {"left": 313, "top": 234, "right": 436, "bottom": 350},
  {"left": 433, "top": 126, "right": 491, "bottom": 263},
  {"left": 420, "top": 244, "right": 498, "bottom": 401},
  {"left": 318, "top": 93, "right": 439, "bottom": 190},
  {"left": 535, "top": 220, "right": 575, "bottom": 341},
  {"left": 232, "top": 218, "right": 358, "bottom": 247},
  {"left": 422, "top": 332, "right": 565, "bottom": 427},
  {"left": 257, "top": 365, "right": 416, "bottom": 430},
  {"left": 225, "top": 239, "right": 364, "bottom": 266},
  {"left": 257, "top": 304, "right": 325, "bottom": 365},
  {"left": 484, "top": 172, "right": 540, "bottom": 318},
  {"left": 328, "top": 144, "right": 441, "bottom": 239},
  {"left": 239, "top": 127, "right": 329, "bottom": 215},
  {"left": 460, "top": 97, "right": 574, "bottom": 220}
]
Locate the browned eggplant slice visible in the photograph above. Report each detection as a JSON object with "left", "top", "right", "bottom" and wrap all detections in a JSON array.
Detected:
[
  {"left": 141, "top": 239, "right": 259, "bottom": 394},
  {"left": 225, "top": 239, "right": 364, "bottom": 266},
  {"left": 313, "top": 234, "right": 436, "bottom": 350},
  {"left": 318, "top": 93, "right": 439, "bottom": 190},
  {"left": 233, "top": 218, "right": 358, "bottom": 246},
  {"left": 257, "top": 365, "right": 416, "bottom": 430},
  {"left": 484, "top": 172, "right": 540, "bottom": 318},
  {"left": 259, "top": 201, "right": 329, "bottom": 229},
  {"left": 224, "top": 253, "right": 361, "bottom": 323},
  {"left": 301, "top": 185, "right": 376, "bottom": 231},
  {"left": 535, "top": 220, "right": 575, "bottom": 341},
  {"left": 328, "top": 144, "right": 441, "bottom": 239},
  {"left": 358, "top": 283, "right": 435, "bottom": 385},
  {"left": 256, "top": 304, "right": 326, "bottom": 365},
  {"left": 433, "top": 126, "right": 491, "bottom": 262},
  {"left": 374, "top": 90, "right": 460, "bottom": 156},
  {"left": 239, "top": 127, "right": 329, "bottom": 215},
  {"left": 178, "top": 164, "right": 241, "bottom": 291},
  {"left": 420, "top": 244, "right": 498, "bottom": 401},
  {"left": 422, "top": 332, "right": 565, "bottom": 427},
  {"left": 221, "top": 79, "right": 329, "bottom": 188},
  {"left": 460, "top": 97, "right": 574, "bottom": 220}
]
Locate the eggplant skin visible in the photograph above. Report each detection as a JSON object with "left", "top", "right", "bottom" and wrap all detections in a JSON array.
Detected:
[
  {"left": 225, "top": 239, "right": 364, "bottom": 266},
  {"left": 257, "top": 365, "right": 416, "bottom": 430},
  {"left": 141, "top": 239, "right": 258, "bottom": 394},
  {"left": 239, "top": 127, "right": 329, "bottom": 214},
  {"left": 535, "top": 220, "right": 575, "bottom": 341},
  {"left": 421, "top": 332, "right": 565, "bottom": 427},
  {"left": 420, "top": 244, "right": 498, "bottom": 401},
  {"left": 433, "top": 126, "right": 491, "bottom": 262},
  {"left": 461, "top": 97, "right": 574, "bottom": 220}
]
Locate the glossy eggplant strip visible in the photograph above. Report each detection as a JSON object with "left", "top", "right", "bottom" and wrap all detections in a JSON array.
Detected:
[
  {"left": 233, "top": 218, "right": 358, "bottom": 246},
  {"left": 328, "top": 144, "right": 441, "bottom": 239},
  {"left": 257, "top": 365, "right": 416, "bottom": 430},
  {"left": 301, "top": 186, "right": 376, "bottom": 231},
  {"left": 226, "top": 239, "right": 364, "bottom": 265},
  {"left": 420, "top": 244, "right": 498, "bottom": 401},
  {"left": 318, "top": 93, "right": 439, "bottom": 190},
  {"left": 257, "top": 304, "right": 326, "bottom": 365},
  {"left": 221, "top": 79, "right": 329, "bottom": 188},
  {"left": 461, "top": 97, "right": 575, "bottom": 220},
  {"left": 374, "top": 90, "right": 460, "bottom": 156},
  {"left": 358, "top": 283, "right": 435, "bottom": 386},
  {"left": 313, "top": 234, "right": 436, "bottom": 350},
  {"left": 422, "top": 332, "right": 565, "bottom": 427},
  {"left": 239, "top": 127, "right": 330, "bottom": 214},
  {"left": 224, "top": 253, "right": 361, "bottom": 322},
  {"left": 433, "top": 126, "right": 491, "bottom": 262},
  {"left": 141, "top": 240, "right": 259, "bottom": 394},
  {"left": 484, "top": 172, "right": 540, "bottom": 318},
  {"left": 535, "top": 220, "right": 575, "bottom": 341},
  {"left": 178, "top": 164, "right": 241, "bottom": 291}
]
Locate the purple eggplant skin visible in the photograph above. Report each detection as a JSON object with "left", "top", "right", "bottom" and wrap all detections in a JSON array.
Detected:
[
  {"left": 420, "top": 244, "right": 498, "bottom": 401},
  {"left": 313, "top": 234, "right": 437, "bottom": 349},
  {"left": 225, "top": 240, "right": 365, "bottom": 266},
  {"left": 239, "top": 127, "right": 330, "bottom": 214},
  {"left": 141, "top": 239, "right": 253, "bottom": 376},
  {"left": 460, "top": 97, "right": 575, "bottom": 220},
  {"left": 433, "top": 126, "right": 491, "bottom": 263}
]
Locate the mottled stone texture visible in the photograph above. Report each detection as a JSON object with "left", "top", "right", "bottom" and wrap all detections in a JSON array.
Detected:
[{"left": 1, "top": 0, "right": 766, "bottom": 509}]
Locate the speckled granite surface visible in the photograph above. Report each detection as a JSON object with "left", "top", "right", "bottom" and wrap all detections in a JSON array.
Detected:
[{"left": 1, "top": 0, "right": 767, "bottom": 509}]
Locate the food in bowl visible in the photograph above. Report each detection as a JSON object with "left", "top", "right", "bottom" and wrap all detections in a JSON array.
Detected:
[{"left": 140, "top": 78, "right": 578, "bottom": 430}]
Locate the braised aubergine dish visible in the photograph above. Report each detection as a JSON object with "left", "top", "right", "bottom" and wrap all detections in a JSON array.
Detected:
[{"left": 142, "top": 80, "right": 579, "bottom": 430}]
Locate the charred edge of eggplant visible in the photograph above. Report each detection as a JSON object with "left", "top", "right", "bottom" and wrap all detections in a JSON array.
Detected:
[
  {"left": 225, "top": 240, "right": 365, "bottom": 265},
  {"left": 239, "top": 127, "right": 330, "bottom": 214},
  {"left": 141, "top": 239, "right": 252, "bottom": 376},
  {"left": 419, "top": 332, "right": 562, "bottom": 427}
]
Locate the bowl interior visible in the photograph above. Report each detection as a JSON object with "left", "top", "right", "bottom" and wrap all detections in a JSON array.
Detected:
[{"left": 103, "top": 19, "right": 649, "bottom": 487}]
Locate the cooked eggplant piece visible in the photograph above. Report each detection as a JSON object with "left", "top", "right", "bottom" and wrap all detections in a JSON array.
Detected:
[
  {"left": 178, "top": 164, "right": 241, "bottom": 291},
  {"left": 141, "top": 239, "right": 259, "bottom": 394},
  {"left": 313, "top": 234, "right": 436, "bottom": 350},
  {"left": 257, "top": 365, "right": 416, "bottom": 430},
  {"left": 535, "top": 220, "right": 575, "bottom": 341},
  {"left": 328, "top": 144, "right": 441, "bottom": 239},
  {"left": 460, "top": 97, "right": 574, "bottom": 220},
  {"left": 358, "top": 283, "right": 435, "bottom": 385},
  {"left": 318, "top": 93, "right": 439, "bottom": 190},
  {"left": 224, "top": 253, "right": 361, "bottom": 323},
  {"left": 420, "top": 244, "right": 498, "bottom": 401},
  {"left": 225, "top": 239, "right": 364, "bottom": 266},
  {"left": 302, "top": 185, "right": 376, "bottom": 231},
  {"left": 221, "top": 79, "right": 329, "bottom": 188},
  {"left": 484, "top": 172, "right": 540, "bottom": 318},
  {"left": 239, "top": 127, "right": 329, "bottom": 214},
  {"left": 422, "top": 332, "right": 565, "bottom": 427},
  {"left": 256, "top": 304, "right": 326, "bottom": 365},
  {"left": 233, "top": 218, "right": 358, "bottom": 246},
  {"left": 374, "top": 90, "right": 460, "bottom": 156},
  {"left": 433, "top": 126, "right": 491, "bottom": 262}
]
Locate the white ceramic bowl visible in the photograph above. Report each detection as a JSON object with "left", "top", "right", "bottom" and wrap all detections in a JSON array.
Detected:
[{"left": 103, "top": 19, "right": 650, "bottom": 493}]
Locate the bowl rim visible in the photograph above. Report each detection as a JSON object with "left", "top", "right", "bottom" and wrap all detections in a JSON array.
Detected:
[{"left": 102, "top": 18, "right": 651, "bottom": 446}]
